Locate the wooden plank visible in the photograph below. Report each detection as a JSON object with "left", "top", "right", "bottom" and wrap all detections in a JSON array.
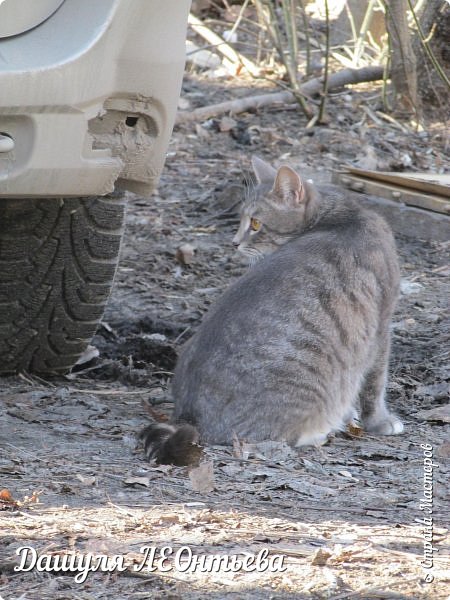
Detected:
[
  {"left": 343, "top": 168, "right": 450, "bottom": 199},
  {"left": 333, "top": 171, "right": 450, "bottom": 215}
]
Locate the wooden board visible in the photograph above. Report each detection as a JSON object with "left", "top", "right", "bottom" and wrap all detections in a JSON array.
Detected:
[
  {"left": 345, "top": 168, "right": 450, "bottom": 199},
  {"left": 333, "top": 169, "right": 450, "bottom": 215}
]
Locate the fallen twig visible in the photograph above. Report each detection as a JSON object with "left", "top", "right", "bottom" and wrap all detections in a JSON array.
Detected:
[
  {"left": 176, "top": 65, "right": 384, "bottom": 124},
  {"left": 188, "top": 13, "right": 260, "bottom": 76}
]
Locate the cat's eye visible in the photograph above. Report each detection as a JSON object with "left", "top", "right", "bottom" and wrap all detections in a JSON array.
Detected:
[{"left": 250, "top": 218, "right": 262, "bottom": 232}]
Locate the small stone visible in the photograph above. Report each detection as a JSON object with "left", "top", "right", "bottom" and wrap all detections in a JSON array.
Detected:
[
  {"left": 178, "top": 97, "right": 190, "bottom": 111},
  {"left": 400, "top": 280, "right": 423, "bottom": 295},
  {"left": 219, "top": 116, "right": 237, "bottom": 132},
  {"left": 176, "top": 243, "right": 196, "bottom": 265},
  {"left": 223, "top": 29, "right": 238, "bottom": 44}
]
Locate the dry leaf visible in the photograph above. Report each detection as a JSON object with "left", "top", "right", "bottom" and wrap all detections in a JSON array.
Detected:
[
  {"left": 24, "top": 491, "right": 41, "bottom": 505},
  {"left": 331, "top": 545, "right": 358, "bottom": 564},
  {"left": 142, "top": 402, "right": 170, "bottom": 423},
  {"left": 1, "top": 489, "right": 42, "bottom": 510},
  {"left": 0, "top": 489, "right": 14, "bottom": 502},
  {"left": 158, "top": 514, "right": 182, "bottom": 525},
  {"left": 189, "top": 460, "right": 215, "bottom": 493},
  {"left": 0, "top": 488, "right": 19, "bottom": 511},
  {"left": 346, "top": 422, "right": 364, "bottom": 437},
  {"left": 311, "top": 548, "right": 332, "bottom": 566}
]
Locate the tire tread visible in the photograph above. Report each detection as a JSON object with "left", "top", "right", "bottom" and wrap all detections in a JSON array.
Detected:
[{"left": 0, "top": 195, "right": 125, "bottom": 373}]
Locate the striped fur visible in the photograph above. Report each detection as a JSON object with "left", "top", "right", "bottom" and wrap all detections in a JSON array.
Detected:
[{"left": 142, "top": 157, "right": 403, "bottom": 463}]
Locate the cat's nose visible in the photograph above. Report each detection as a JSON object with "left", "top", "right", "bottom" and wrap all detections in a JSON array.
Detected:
[{"left": 232, "top": 236, "right": 240, "bottom": 247}]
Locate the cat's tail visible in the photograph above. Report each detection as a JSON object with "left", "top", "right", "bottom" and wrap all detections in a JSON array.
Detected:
[{"left": 139, "top": 423, "right": 203, "bottom": 466}]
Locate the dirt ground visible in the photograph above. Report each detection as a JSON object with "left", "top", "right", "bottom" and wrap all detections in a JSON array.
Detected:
[{"left": 1, "top": 73, "right": 449, "bottom": 599}]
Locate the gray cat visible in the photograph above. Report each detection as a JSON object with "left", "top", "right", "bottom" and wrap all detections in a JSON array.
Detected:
[{"left": 141, "top": 157, "right": 403, "bottom": 465}]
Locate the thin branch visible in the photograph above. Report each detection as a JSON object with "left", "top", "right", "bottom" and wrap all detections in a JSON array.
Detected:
[
  {"left": 256, "top": 0, "right": 312, "bottom": 117},
  {"left": 406, "top": 0, "right": 450, "bottom": 91},
  {"left": 353, "top": 0, "right": 378, "bottom": 66},
  {"left": 297, "top": 0, "right": 311, "bottom": 75},
  {"left": 176, "top": 66, "right": 384, "bottom": 125},
  {"left": 317, "top": 0, "right": 330, "bottom": 123},
  {"left": 226, "top": 0, "right": 251, "bottom": 41}
]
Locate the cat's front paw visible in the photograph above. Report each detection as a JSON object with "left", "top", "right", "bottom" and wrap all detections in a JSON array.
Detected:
[{"left": 364, "top": 414, "right": 404, "bottom": 435}]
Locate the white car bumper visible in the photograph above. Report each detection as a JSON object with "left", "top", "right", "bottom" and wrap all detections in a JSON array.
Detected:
[{"left": 0, "top": 0, "right": 190, "bottom": 197}]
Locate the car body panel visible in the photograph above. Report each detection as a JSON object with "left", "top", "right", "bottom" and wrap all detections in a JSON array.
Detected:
[
  {"left": 0, "top": 0, "right": 190, "bottom": 198},
  {"left": 0, "top": 0, "right": 65, "bottom": 38}
]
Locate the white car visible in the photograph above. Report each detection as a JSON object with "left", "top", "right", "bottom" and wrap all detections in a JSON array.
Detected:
[{"left": 0, "top": 0, "right": 190, "bottom": 373}]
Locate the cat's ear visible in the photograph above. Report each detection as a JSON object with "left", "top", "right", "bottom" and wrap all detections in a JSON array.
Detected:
[
  {"left": 273, "top": 166, "right": 305, "bottom": 207},
  {"left": 252, "top": 156, "right": 277, "bottom": 184}
]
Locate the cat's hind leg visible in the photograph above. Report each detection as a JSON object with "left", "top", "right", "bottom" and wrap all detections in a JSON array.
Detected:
[
  {"left": 294, "top": 406, "right": 349, "bottom": 447},
  {"left": 360, "top": 334, "right": 403, "bottom": 435},
  {"left": 295, "top": 429, "right": 330, "bottom": 447}
]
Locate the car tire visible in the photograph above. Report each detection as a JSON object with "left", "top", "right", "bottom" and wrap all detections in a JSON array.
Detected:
[{"left": 0, "top": 193, "right": 126, "bottom": 374}]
